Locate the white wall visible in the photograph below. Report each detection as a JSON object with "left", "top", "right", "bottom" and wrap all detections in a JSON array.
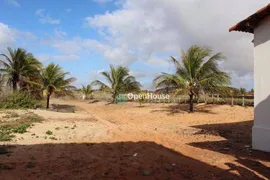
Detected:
[{"left": 253, "top": 15, "right": 270, "bottom": 152}]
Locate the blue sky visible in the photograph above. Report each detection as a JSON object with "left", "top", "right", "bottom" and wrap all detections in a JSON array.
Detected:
[{"left": 0, "top": 0, "right": 269, "bottom": 90}]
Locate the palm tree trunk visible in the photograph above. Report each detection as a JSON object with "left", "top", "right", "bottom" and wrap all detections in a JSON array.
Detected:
[
  {"left": 112, "top": 93, "right": 116, "bottom": 104},
  {"left": 12, "top": 80, "right": 17, "bottom": 92},
  {"left": 46, "top": 94, "right": 50, "bottom": 109},
  {"left": 189, "top": 93, "right": 194, "bottom": 112}
]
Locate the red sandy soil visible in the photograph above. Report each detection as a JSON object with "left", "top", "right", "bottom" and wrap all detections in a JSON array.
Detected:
[{"left": 0, "top": 100, "right": 269, "bottom": 180}]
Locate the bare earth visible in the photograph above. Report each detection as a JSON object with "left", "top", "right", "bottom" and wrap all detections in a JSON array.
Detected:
[{"left": 0, "top": 99, "right": 269, "bottom": 180}]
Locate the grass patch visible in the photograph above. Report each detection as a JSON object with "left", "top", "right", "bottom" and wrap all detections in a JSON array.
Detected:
[
  {"left": 49, "top": 137, "right": 58, "bottom": 140},
  {"left": 0, "top": 132, "right": 15, "bottom": 142},
  {"left": 12, "top": 124, "right": 31, "bottom": 134},
  {"left": 0, "top": 112, "right": 43, "bottom": 142},
  {"left": 46, "top": 130, "right": 53, "bottom": 135}
]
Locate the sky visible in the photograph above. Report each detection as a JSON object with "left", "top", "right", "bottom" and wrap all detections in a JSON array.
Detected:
[{"left": 0, "top": 0, "right": 269, "bottom": 90}]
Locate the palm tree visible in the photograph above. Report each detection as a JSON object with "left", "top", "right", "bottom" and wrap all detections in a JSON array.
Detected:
[
  {"left": 40, "top": 63, "right": 76, "bottom": 109},
  {"left": 153, "top": 45, "right": 231, "bottom": 112},
  {"left": 0, "top": 47, "right": 41, "bottom": 91},
  {"left": 239, "top": 87, "right": 246, "bottom": 96},
  {"left": 81, "top": 84, "right": 93, "bottom": 100},
  {"left": 92, "top": 65, "right": 141, "bottom": 103}
]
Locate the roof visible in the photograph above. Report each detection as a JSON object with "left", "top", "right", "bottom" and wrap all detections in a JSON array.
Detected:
[{"left": 229, "top": 3, "right": 270, "bottom": 33}]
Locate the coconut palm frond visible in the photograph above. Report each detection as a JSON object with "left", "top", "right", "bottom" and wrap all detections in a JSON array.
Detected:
[
  {"left": 92, "top": 65, "right": 141, "bottom": 103},
  {"left": 153, "top": 45, "right": 231, "bottom": 112}
]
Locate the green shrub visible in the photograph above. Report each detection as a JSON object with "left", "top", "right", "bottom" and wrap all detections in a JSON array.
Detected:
[
  {"left": 0, "top": 131, "right": 15, "bottom": 141},
  {"left": 12, "top": 124, "right": 31, "bottom": 134},
  {"left": 0, "top": 92, "right": 43, "bottom": 109},
  {"left": 46, "top": 130, "right": 53, "bottom": 135}
]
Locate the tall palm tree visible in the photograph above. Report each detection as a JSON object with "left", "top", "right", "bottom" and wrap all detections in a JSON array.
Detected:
[
  {"left": 81, "top": 84, "right": 93, "bottom": 100},
  {"left": 153, "top": 45, "right": 231, "bottom": 112},
  {"left": 40, "top": 63, "right": 76, "bottom": 109},
  {"left": 92, "top": 65, "right": 141, "bottom": 103},
  {"left": 0, "top": 47, "right": 41, "bottom": 91}
]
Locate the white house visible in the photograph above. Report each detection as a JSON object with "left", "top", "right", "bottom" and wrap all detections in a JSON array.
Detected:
[{"left": 230, "top": 3, "right": 270, "bottom": 152}]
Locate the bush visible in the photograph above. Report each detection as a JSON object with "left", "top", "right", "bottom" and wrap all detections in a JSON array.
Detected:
[
  {"left": 12, "top": 124, "right": 31, "bottom": 134},
  {"left": 0, "top": 92, "right": 43, "bottom": 109},
  {"left": 46, "top": 130, "right": 53, "bottom": 135}
]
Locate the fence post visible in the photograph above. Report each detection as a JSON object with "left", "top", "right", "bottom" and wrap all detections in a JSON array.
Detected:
[{"left": 242, "top": 96, "right": 245, "bottom": 107}]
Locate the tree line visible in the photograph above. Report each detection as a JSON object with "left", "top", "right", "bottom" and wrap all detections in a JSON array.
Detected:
[
  {"left": 0, "top": 47, "right": 76, "bottom": 109},
  {"left": 82, "top": 45, "right": 232, "bottom": 112},
  {"left": 1, "top": 45, "right": 253, "bottom": 112}
]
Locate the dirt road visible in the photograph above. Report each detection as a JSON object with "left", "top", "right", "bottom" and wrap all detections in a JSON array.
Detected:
[{"left": 0, "top": 100, "right": 269, "bottom": 180}]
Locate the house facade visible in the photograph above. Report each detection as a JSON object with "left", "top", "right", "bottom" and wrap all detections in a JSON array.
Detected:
[{"left": 230, "top": 4, "right": 270, "bottom": 152}]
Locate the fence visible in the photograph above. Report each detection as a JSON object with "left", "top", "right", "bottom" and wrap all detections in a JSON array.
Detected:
[{"left": 74, "top": 91, "right": 254, "bottom": 107}]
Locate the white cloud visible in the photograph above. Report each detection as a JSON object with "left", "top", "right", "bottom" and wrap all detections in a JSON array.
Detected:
[
  {"left": 130, "top": 69, "right": 158, "bottom": 79},
  {"left": 54, "top": 28, "right": 67, "bottom": 39},
  {"left": 0, "top": 23, "right": 17, "bottom": 50},
  {"left": 83, "top": 0, "right": 270, "bottom": 89},
  {"left": 35, "top": 54, "right": 80, "bottom": 62},
  {"left": 90, "top": 69, "right": 105, "bottom": 80},
  {"left": 144, "top": 55, "right": 171, "bottom": 68},
  {"left": 0, "top": 22, "right": 36, "bottom": 53},
  {"left": 36, "top": 9, "right": 45, "bottom": 16},
  {"left": 6, "top": 0, "right": 21, "bottom": 7},
  {"left": 36, "top": 9, "right": 60, "bottom": 24}
]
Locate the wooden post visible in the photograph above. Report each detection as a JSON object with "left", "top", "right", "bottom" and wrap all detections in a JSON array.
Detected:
[{"left": 242, "top": 96, "right": 245, "bottom": 107}]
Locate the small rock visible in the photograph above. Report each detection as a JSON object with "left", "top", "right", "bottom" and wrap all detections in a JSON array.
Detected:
[{"left": 133, "top": 153, "right": 138, "bottom": 157}]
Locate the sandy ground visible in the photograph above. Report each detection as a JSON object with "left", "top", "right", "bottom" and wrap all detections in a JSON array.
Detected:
[{"left": 0, "top": 99, "right": 269, "bottom": 180}]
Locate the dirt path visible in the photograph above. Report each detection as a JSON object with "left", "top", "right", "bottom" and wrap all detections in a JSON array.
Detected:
[{"left": 0, "top": 99, "right": 269, "bottom": 180}]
